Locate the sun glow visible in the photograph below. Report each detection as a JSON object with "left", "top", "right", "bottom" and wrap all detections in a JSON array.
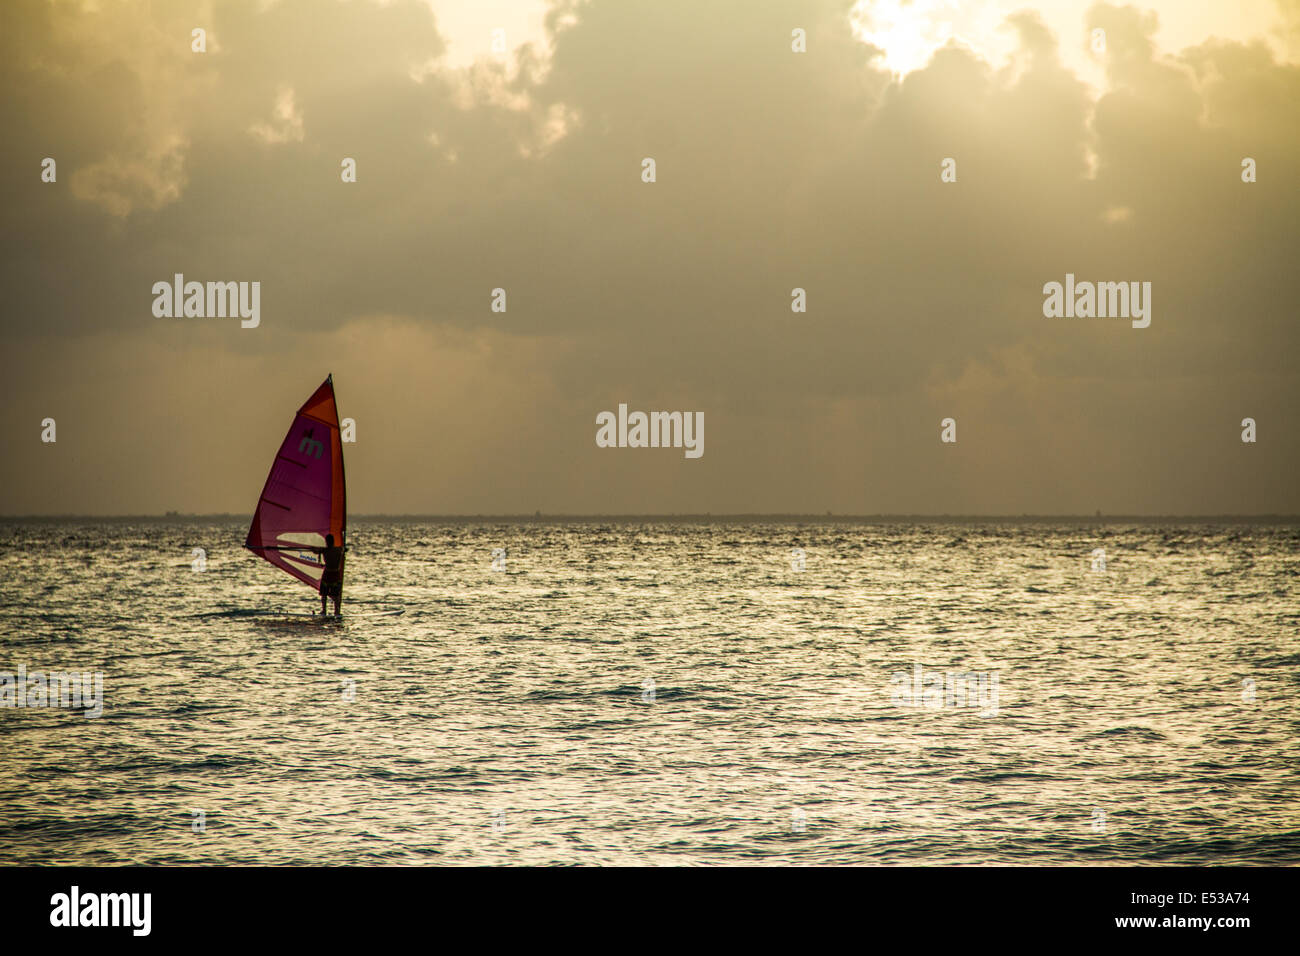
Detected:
[
  {"left": 851, "top": 0, "right": 960, "bottom": 75},
  {"left": 849, "top": 0, "right": 1021, "bottom": 78}
]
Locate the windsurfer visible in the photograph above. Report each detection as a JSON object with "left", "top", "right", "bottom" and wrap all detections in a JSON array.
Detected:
[{"left": 318, "top": 533, "right": 344, "bottom": 616}]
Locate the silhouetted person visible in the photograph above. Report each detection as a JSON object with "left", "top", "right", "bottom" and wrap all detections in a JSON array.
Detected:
[{"left": 318, "top": 532, "right": 344, "bottom": 616}]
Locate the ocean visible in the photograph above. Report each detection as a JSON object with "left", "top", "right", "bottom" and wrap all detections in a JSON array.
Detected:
[{"left": 1, "top": 518, "right": 1297, "bottom": 865}]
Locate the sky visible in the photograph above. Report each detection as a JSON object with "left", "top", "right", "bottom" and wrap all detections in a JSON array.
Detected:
[{"left": 1, "top": 0, "right": 1297, "bottom": 515}]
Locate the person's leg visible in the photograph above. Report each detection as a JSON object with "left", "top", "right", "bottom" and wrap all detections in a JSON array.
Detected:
[
  {"left": 332, "top": 586, "right": 341, "bottom": 616},
  {"left": 321, "top": 589, "right": 327, "bottom": 616}
]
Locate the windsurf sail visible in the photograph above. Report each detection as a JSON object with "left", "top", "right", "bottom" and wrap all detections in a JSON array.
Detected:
[{"left": 244, "top": 375, "right": 346, "bottom": 592}]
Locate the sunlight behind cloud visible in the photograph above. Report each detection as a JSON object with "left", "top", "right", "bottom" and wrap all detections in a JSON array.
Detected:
[
  {"left": 849, "top": 0, "right": 1292, "bottom": 91},
  {"left": 851, "top": 0, "right": 1011, "bottom": 77},
  {"left": 424, "top": 0, "right": 554, "bottom": 70}
]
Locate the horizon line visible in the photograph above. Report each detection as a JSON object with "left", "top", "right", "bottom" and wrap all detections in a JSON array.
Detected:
[{"left": 3, "top": 512, "right": 1299, "bottom": 522}]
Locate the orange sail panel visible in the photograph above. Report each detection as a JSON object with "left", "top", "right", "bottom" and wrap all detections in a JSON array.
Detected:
[{"left": 244, "top": 375, "right": 346, "bottom": 591}]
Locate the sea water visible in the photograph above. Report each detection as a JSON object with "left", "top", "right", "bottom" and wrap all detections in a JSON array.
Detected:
[{"left": 0, "top": 518, "right": 1296, "bottom": 865}]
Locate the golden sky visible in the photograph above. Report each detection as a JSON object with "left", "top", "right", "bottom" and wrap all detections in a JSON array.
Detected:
[{"left": 1, "top": 0, "right": 1297, "bottom": 514}]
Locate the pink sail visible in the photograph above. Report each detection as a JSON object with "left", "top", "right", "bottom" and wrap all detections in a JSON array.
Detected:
[{"left": 244, "top": 375, "right": 346, "bottom": 591}]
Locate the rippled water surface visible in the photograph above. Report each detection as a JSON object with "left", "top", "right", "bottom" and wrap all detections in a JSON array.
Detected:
[{"left": 1, "top": 519, "right": 1297, "bottom": 865}]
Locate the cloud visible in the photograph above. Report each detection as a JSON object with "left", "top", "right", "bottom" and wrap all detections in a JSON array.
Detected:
[
  {"left": 248, "top": 87, "right": 305, "bottom": 144},
  {"left": 0, "top": 0, "right": 1296, "bottom": 513},
  {"left": 69, "top": 134, "right": 190, "bottom": 216}
]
